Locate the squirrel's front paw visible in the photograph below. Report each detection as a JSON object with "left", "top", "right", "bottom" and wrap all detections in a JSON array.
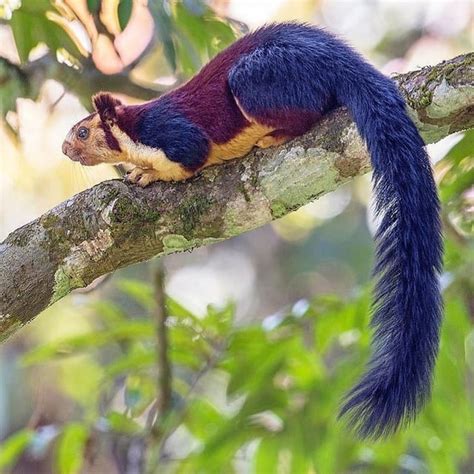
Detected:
[{"left": 125, "top": 167, "right": 161, "bottom": 187}]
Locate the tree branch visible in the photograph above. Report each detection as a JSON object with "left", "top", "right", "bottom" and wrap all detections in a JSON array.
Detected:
[
  {"left": 1, "top": 54, "right": 164, "bottom": 110},
  {"left": 1, "top": 53, "right": 473, "bottom": 340}
]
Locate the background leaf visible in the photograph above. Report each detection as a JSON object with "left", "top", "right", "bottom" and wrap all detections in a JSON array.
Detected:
[
  {"left": 55, "top": 423, "right": 89, "bottom": 474},
  {"left": 0, "top": 429, "right": 34, "bottom": 471}
]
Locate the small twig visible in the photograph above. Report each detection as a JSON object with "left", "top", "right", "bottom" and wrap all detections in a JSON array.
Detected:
[
  {"left": 49, "top": 88, "right": 67, "bottom": 112},
  {"left": 145, "top": 261, "right": 172, "bottom": 471},
  {"left": 153, "top": 262, "right": 172, "bottom": 424},
  {"left": 155, "top": 339, "right": 228, "bottom": 457}
]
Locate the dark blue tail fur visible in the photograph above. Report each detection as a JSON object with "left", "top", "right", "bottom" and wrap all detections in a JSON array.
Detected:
[
  {"left": 337, "top": 64, "right": 443, "bottom": 439},
  {"left": 230, "top": 23, "right": 443, "bottom": 439}
]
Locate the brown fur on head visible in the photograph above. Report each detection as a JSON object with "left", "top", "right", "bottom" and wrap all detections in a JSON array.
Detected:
[{"left": 62, "top": 93, "right": 125, "bottom": 166}]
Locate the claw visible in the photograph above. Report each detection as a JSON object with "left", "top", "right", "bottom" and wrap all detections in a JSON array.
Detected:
[{"left": 123, "top": 167, "right": 161, "bottom": 187}]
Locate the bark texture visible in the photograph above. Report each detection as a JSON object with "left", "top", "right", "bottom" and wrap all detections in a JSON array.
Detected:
[{"left": 1, "top": 53, "right": 473, "bottom": 340}]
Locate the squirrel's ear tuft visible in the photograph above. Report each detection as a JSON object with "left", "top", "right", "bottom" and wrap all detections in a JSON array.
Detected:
[{"left": 93, "top": 93, "right": 122, "bottom": 124}]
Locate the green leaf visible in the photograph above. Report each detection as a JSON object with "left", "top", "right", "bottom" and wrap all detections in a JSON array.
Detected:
[
  {"left": 9, "top": 10, "right": 36, "bottom": 63},
  {"left": 223, "top": 327, "right": 289, "bottom": 396},
  {"left": 118, "top": 0, "right": 133, "bottom": 30},
  {"left": 86, "top": 0, "right": 100, "bottom": 14},
  {"left": 174, "top": 1, "right": 236, "bottom": 62},
  {"left": 106, "top": 412, "right": 143, "bottom": 435},
  {"left": 55, "top": 423, "right": 89, "bottom": 474},
  {"left": 441, "top": 167, "right": 474, "bottom": 202},
  {"left": 117, "top": 279, "right": 154, "bottom": 309},
  {"left": 149, "top": 0, "right": 236, "bottom": 76},
  {"left": 59, "top": 357, "right": 104, "bottom": 408},
  {"left": 0, "top": 58, "right": 30, "bottom": 115},
  {"left": 0, "top": 429, "right": 34, "bottom": 471},
  {"left": 439, "top": 130, "right": 474, "bottom": 233},
  {"left": 204, "top": 302, "right": 235, "bottom": 336},
  {"left": 254, "top": 436, "right": 281, "bottom": 473},
  {"left": 149, "top": 0, "right": 177, "bottom": 71},
  {"left": 10, "top": 0, "right": 51, "bottom": 14},
  {"left": 185, "top": 398, "right": 225, "bottom": 440},
  {"left": 442, "top": 130, "right": 474, "bottom": 166},
  {"left": 125, "top": 375, "right": 156, "bottom": 417},
  {"left": 166, "top": 296, "right": 198, "bottom": 319},
  {"left": 90, "top": 301, "right": 128, "bottom": 325},
  {"left": 9, "top": 4, "right": 81, "bottom": 63},
  {"left": 466, "top": 329, "right": 474, "bottom": 372},
  {"left": 104, "top": 349, "right": 156, "bottom": 378},
  {"left": 173, "top": 30, "right": 202, "bottom": 77},
  {"left": 171, "top": 346, "right": 205, "bottom": 370},
  {"left": 22, "top": 321, "right": 154, "bottom": 365}
]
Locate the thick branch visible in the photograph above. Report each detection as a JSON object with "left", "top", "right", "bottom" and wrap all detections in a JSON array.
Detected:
[{"left": 1, "top": 53, "right": 473, "bottom": 340}]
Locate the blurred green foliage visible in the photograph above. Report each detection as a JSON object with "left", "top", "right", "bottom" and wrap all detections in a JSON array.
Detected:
[
  {"left": 5, "top": 0, "right": 237, "bottom": 72},
  {"left": 1, "top": 271, "right": 472, "bottom": 473},
  {"left": 438, "top": 130, "right": 473, "bottom": 235},
  {"left": 9, "top": 0, "right": 81, "bottom": 63},
  {"left": 0, "top": 0, "right": 238, "bottom": 119}
]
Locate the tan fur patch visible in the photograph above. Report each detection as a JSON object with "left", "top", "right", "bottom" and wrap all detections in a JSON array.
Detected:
[
  {"left": 256, "top": 134, "right": 291, "bottom": 149},
  {"left": 207, "top": 122, "right": 274, "bottom": 166}
]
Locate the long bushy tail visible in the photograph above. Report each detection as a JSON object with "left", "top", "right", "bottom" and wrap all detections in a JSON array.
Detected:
[{"left": 337, "top": 68, "right": 443, "bottom": 439}]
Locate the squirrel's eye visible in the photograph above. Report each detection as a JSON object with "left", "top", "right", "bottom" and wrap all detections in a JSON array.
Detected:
[{"left": 77, "top": 126, "right": 89, "bottom": 140}]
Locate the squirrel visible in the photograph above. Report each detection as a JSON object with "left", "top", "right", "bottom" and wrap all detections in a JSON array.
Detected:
[{"left": 62, "top": 23, "right": 443, "bottom": 439}]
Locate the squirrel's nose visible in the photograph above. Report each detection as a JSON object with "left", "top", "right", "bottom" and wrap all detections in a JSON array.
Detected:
[{"left": 62, "top": 141, "right": 70, "bottom": 156}]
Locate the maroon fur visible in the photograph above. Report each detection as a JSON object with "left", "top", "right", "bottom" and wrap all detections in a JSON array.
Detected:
[
  {"left": 93, "top": 93, "right": 123, "bottom": 123},
  {"left": 256, "top": 109, "right": 323, "bottom": 136},
  {"left": 113, "top": 28, "right": 323, "bottom": 146},
  {"left": 100, "top": 122, "right": 121, "bottom": 152},
  {"left": 167, "top": 34, "right": 267, "bottom": 143},
  {"left": 116, "top": 105, "right": 145, "bottom": 143},
  {"left": 91, "top": 93, "right": 123, "bottom": 151}
]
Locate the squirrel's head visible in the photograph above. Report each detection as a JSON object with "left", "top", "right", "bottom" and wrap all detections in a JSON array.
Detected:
[{"left": 62, "top": 93, "right": 126, "bottom": 166}]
